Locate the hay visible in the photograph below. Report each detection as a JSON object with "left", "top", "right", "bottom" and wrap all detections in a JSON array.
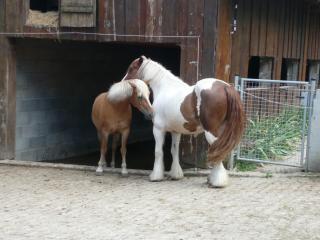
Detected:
[{"left": 26, "top": 10, "right": 58, "bottom": 28}]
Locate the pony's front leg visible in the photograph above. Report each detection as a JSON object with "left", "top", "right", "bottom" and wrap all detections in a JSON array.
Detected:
[
  {"left": 120, "top": 129, "right": 130, "bottom": 176},
  {"left": 96, "top": 131, "right": 109, "bottom": 175},
  {"left": 150, "top": 127, "right": 165, "bottom": 181},
  {"left": 169, "top": 132, "right": 184, "bottom": 180}
]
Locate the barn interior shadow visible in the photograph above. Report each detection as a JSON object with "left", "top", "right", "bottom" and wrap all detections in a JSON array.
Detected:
[{"left": 14, "top": 38, "right": 180, "bottom": 171}]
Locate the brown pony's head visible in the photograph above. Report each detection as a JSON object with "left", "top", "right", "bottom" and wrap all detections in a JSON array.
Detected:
[
  {"left": 128, "top": 79, "right": 153, "bottom": 120},
  {"left": 124, "top": 56, "right": 146, "bottom": 80}
]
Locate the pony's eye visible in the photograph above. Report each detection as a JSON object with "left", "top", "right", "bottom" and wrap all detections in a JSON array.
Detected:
[{"left": 138, "top": 95, "right": 143, "bottom": 100}]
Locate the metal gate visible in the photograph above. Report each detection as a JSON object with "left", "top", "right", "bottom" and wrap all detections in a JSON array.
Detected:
[{"left": 234, "top": 77, "right": 316, "bottom": 168}]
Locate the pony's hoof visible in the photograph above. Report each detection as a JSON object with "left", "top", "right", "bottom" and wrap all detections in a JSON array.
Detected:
[
  {"left": 168, "top": 168, "right": 184, "bottom": 180},
  {"left": 95, "top": 167, "right": 104, "bottom": 176},
  {"left": 207, "top": 169, "right": 229, "bottom": 188},
  {"left": 121, "top": 169, "right": 129, "bottom": 177},
  {"left": 149, "top": 171, "right": 164, "bottom": 182},
  {"left": 207, "top": 162, "right": 229, "bottom": 188}
]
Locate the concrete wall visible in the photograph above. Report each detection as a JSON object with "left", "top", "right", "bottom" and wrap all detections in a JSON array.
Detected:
[
  {"left": 308, "top": 89, "right": 320, "bottom": 172},
  {"left": 15, "top": 40, "right": 109, "bottom": 160},
  {"left": 14, "top": 38, "right": 180, "bottom": 161}
]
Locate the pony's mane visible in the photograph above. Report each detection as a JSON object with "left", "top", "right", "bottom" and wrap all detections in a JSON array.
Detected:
[
  {"left": 142, "top": 59, "right": 190, "bottom": 87},
  {"left": 107, "top": 79, "right": 150, "bottom": 103},
  {"left": 107, "top": 81, "right": 133, "bottom": 102}
]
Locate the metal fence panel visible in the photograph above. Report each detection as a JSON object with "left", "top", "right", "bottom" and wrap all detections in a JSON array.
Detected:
[{"left": 235, "top": 77, "right": 315, "bottom": 168}]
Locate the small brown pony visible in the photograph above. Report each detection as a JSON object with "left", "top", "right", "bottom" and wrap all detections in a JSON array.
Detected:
[{"left": 92, "top": 79, "right": 153, "bottom": 175}]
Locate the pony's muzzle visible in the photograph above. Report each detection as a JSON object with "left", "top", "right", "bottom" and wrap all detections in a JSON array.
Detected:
[{"left": 144, "top": 111, "right": 154, "bottom": 120}]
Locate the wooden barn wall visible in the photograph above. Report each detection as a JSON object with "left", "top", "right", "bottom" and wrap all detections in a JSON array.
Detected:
[
  {"left": 226, "top": 0, "right": 320, "bottom": 82},
  {"left": 307, "top": 11, "right": 320, "bottom": 61},
  {"left": 1, "top": 0, "right": 219, "bottom": 165},
  {"left": 3, "top": 0, "right": 218, "bottom": 84}
]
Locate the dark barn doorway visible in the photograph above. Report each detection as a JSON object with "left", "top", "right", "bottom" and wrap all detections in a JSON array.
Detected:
[{"left": 14, "top": 38, "right": 181, "bottom": 170}]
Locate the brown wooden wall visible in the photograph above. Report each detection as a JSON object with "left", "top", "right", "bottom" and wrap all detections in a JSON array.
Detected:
[
  {"left": 216, "top": 0, "right": 320, "bottom": 82},
  {"left": 2, "top": 0, "right": 219, "bottom": 84}
]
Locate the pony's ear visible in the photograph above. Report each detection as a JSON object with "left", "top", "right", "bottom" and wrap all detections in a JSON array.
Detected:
[
  {"left": 128, "top": 80, "right": 137, "bottom": 90},
  {"left": 139, "top": 55, "right": 146, "bottom": 63}
]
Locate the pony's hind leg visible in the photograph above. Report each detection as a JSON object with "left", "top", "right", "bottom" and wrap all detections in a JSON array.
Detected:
[
  {"left": 120, "top": 129, "right": 130, "bottom": 176},
  {"left": 208, "top": 161, "right": 229, "bottom": 188},
  {"left": 111, "top": 134, "right": 120, "bottom": 168},
  {"left": 205, "top": 131, "right": 228, "bottom": 187},
  {"left": 150, "top": 127, "right": 165, "bottom": 182},
  {"left": 96, "top": 131, "right": 109, "bottom": 175},
  {"left": 169, "top": 132, "right": 184, "bottom": 180}
]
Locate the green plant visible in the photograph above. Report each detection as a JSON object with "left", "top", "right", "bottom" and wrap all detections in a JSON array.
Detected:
[
  {"left": 235, "top": 161, "right": 257, "bottom": 171},
  {"left": 241, "top": 108, "right": 306, "bottom": 161}
]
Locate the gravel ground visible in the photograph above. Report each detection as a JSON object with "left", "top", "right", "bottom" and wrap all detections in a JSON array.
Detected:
[{"left": 0, "top": 165, "right": 320, "bottom": 240}]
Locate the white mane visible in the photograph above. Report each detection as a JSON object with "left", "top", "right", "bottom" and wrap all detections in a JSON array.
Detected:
[
  {"left": 139, "top": 59, "right": 189, "bottom": 88},
  {"left": 107, "top": 79, "right": 149, "bottom": 102}
]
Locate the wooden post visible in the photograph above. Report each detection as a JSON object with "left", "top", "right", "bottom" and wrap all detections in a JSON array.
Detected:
[{"left": 0, "top": 37, "right": 16, "bottom": 159}]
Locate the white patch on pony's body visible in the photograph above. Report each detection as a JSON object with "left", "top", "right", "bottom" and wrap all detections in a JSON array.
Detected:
[
  {"left": 194, "top": 78, "right": 230, "bottom": 116},
  {"left": 208, "top": 162, "right": 229, "bottom": 188},
  {"left": 205, "top": 131, "right": 217, "bottom": 145}
]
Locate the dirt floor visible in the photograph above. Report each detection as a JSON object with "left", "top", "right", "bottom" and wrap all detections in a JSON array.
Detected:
[{"left": 0, "top": 164, "right": 320, "bottom": 240}]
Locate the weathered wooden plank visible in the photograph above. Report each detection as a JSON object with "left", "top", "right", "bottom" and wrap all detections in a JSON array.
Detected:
[
  {"left": 0, "top": 0, "right": 5, "bottom": 31},
  {"left": 250, "top": 0, "right": 260, "bottom": 56},
  {"left": 298, "top": 1, "right": 306, "bottom": 80},
  {"left": 317, "top": 15, "right": 320, "bottom": 59},
  {"left": 239, "top": 0, "right": 251, "bottom": 77},
  {"left": 215, "top": 0, "right": 232, "bottom": 81},
  {"left": 265, "top": 0, "right": 277, "bottom": 57},
  {"left": 5, "top": 0, "right": 21, "bottom": 32},
  {"left": 291, "top": 0, "right": 299, "bottom": 59},
  {"left": 258, "top": 0, "right": 268, "bottom": 56},
  {"left": 296, "top": 0, "right": 302, "bottom": 60},
  {"left": 199, "top": 0, "right": 216, "bottom": 81},
  {"left": 177, "top": 0, "right": 188, "bottom": 80},
  {"left": 230, "top": 0, "right": 242, "bottom": 80},
  {"left": 274, "top": 0, "right": 285, "bottom": 79},
  {"left": 0, "top": 37, "right": 16, "bottom": 159},
  {"left": 114, "top": 0, "right": 126, "bottom": 40},
  {"left": 282, "top": 0, "right": 290, "bottom": 58},
  {"left": 98, "top": 0, "right": 106, "bottom": 33},
  {"left": 139, "top": 0, "right": 147, "bottom": 37},
  {"left": 60, "top": 0, "right": 96, "bottom": 27},
  {"left": 125, "top": 0, "right": 141, "bottom": 41},
  {"left": 161, "top": 0, "right": 177, "bottom": 36},
  {"left": 184, "top": 0, "right": 203, "bottom": 84}
]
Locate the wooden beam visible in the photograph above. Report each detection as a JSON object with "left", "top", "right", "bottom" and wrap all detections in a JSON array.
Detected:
[
  {"left": 0, "top": 37, "right": 16, "bottom": 159},
  {"left": 215, "top": 0, "right": 232, "bottom": 81}
]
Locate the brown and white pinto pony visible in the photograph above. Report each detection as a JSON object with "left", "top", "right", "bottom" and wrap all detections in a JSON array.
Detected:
[
  {"left": 124, "top": 56, "right": 245, "bottom": 187},
  {"left": 92, "top": 79, "right": 153, "bottom": 175}
]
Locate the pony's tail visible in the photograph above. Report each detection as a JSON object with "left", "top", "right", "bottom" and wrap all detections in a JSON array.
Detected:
[{"left": 207, "top": 86, "right": 245, "bottom": 165}]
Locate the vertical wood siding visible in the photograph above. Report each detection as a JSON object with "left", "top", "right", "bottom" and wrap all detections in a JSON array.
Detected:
[{"left": 224, "top": 0, "right": 320, "bottom": 81}]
